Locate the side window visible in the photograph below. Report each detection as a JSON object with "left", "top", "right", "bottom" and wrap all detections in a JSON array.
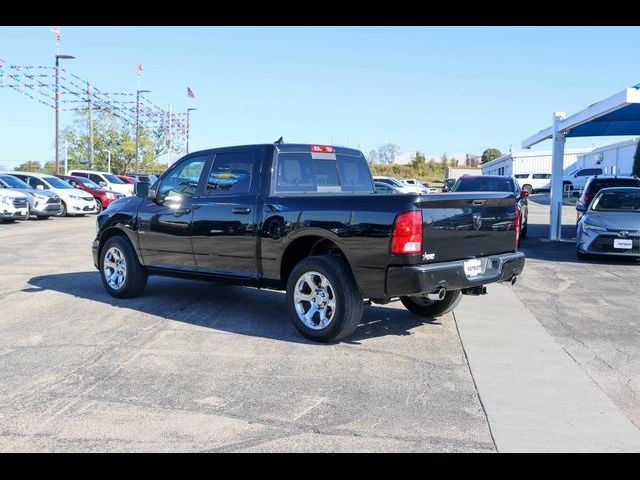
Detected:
[
  {"left": 157, "top": 155, "right": 207, "bottom": 202},
  {"left": 73, "top": 172, "right": 88, "bottom": 178},
  {"left": 205, "top": 151, "right": 257, "bottom": 196},
  {"left": 28, "top": 177, "right": 47, "bottom": 189},
  {"left": 89, "top": 174, "right": 103, "bottom": 184}
]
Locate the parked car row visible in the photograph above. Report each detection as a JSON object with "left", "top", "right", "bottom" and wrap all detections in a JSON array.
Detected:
[
  {"left": 372, "top": 176, "right": 438, "bottom": 194},
  {"left": 0, "top": 169, "right": 158, "bottom": 223}
]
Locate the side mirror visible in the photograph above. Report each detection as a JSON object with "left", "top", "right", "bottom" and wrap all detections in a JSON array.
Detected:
[
  {"left": 36, "top": 185, "right": 44, "bottom": 190},
  {"left": 135, "top": 182, "right": 150, "bottom": 198},
  {"left": 518, "top": 191, "right": 529, "bottom": 200},
  {"left": 99, "top": 181, "right": 107, "bottom": 187}
]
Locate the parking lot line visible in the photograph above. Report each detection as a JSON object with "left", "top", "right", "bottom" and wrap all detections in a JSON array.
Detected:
[{"left": 455, "top": 283, "right": 640, "bottom": 452}]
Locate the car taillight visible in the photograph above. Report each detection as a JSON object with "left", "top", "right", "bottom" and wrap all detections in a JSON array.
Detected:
[
  {"left": 310, "top": 145, "right": 335, "bottom": 153},
  {"left": 391, "top": 210, "right": 423, "bottom": 255},
  {"left": 514, "top": 205, "right": 521, "bottom": 247}
]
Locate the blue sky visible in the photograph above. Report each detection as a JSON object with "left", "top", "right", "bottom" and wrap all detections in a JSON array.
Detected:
[{"left": 1, "top": 26, "right": 640, "bottom": 169}]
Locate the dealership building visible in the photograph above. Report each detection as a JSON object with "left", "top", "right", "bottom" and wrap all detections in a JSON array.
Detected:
[{"left": 480, "top": 148, "right": 593, "bottom": 177}]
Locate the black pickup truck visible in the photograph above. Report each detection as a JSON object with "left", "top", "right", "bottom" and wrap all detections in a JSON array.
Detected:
[{"left": 93, "top": 143, "right": 524, "bottom": 342}]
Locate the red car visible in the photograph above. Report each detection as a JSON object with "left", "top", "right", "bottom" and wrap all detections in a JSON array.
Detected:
[
  {"left": 117, "top": 174, "right": 138, "bottom": 185},
  {"left": 56, "top": 175, "right": 125, "bottom": 213}
]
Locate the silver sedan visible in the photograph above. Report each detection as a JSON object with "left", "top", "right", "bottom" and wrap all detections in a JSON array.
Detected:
[{"left": 576, "top": 187, "right": 640, "bottom": 259}]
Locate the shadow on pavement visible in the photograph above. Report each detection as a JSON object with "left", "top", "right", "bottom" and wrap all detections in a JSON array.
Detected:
[{"left": 26, "top": 271, "right": 440, "bottom": 345}]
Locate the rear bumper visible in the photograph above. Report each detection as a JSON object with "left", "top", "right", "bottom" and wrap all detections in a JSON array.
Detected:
[{"left": 385, "top": 252, "right": 525, "bottom": 297}]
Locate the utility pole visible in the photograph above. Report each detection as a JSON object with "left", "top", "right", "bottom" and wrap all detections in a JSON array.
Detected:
[
  {"left": 186, "top": 108, "right": 197, "bottom": 153},
  {"left": 87, "top": 80, "right": 93, "bottom": 169},
  {"left": 103, "top": 149, "right": 111, "bottom": 173},
  {"left": 54, "top": 54, "right": 75, "bottom": 174},
  {"left": 168, "top": 102, "right": 173, "bottom": 166},
  {"left": 64, "top": 140, "right": 68, "bottom": 174},
  {"left": 135, "top": 89, "right": 151, "bottom": 174}
]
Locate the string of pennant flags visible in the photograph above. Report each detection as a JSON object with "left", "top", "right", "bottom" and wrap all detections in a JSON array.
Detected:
[{"left": 0, "top": 57, "right": 197, "bottom": 141}]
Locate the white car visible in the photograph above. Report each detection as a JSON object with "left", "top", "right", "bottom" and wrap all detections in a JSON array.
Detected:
[
  {"left": 563, "top": 167, "right": 604, "bottom": 193},
  {"left": 0, "top": 188, "right": 29, "bottom": 222},
  {"left": 373, "top": 176, "right": 423, "bottom": 194},
  {"left": 513, "top": 173, "right": 552, "bottom": 194},
  {"left": 67, "top": 169, "right": 134, "bottom": 196},
  {"left": 11, "top": 172, "right": 97, "bottom": 216},
  {"left": 402, "top": 178, "right": 429, "bottom": 194}
]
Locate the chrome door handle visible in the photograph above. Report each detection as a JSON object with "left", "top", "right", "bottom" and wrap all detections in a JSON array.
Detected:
[{"left": 232, "top": 207, "right": 252, "bottom": 214}]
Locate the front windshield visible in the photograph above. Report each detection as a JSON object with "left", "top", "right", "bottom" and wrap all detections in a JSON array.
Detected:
[
  {"left": 43, "top": 176, "right": 75, "bottom": 189},
  {"left": 76, "top": 177, "right": 100, "bottom": 189},
  {"left": 591, "top": 190, "right": 640, "bottom": 212},
  {"left": 0, "top": 174, "right": 30, "bottom": 189},
  {"left": 103, "top": 174, "right": 125, "bottom": 184}
]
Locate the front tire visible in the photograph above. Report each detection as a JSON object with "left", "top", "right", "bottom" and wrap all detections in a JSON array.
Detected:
[
  {"left": 522, "top": 184, "right": 533, "bottom": 194},
  {"left": 95, "top": 198, "right": 103, "bottom": 213},
  {"left": 401, "top": 290, "right": 463, "bottom": 318},
  {"left": 576, "top": 249, "right": 590, "bottom": 261},
  {"left": 99, "top": 236, "right": 148, "bottom": 298},
  {"left": 286, "top": 255, "right": 363, "bottom": 343},
  {"left": 56, "top": 201, "right": 67, "bottom": 217}
]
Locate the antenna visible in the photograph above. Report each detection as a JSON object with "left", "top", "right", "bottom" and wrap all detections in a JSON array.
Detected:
[{"left": 274, "top": 136, "right": 283, "bottom": 144}]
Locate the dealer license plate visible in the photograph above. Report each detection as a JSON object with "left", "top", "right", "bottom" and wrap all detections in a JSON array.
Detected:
[
  {"left": 463, "top": 259, "right": 482, "bottom": 278},
  {"left": 613, "top": 239, "right": 633, "bottom": 250}
]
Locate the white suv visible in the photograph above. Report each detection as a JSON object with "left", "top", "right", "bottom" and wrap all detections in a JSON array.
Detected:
[
  {"left": 513, "top": 173, "right": 551, "bottom": 194},
  {"left": 67, "top": 170, "right": 133, "bottom": 196},
  {"left": 0, "top": 188, "right": 29, "bottom": 222},
  {"left": 12, "top": 172, "right": 97, "bottom": 216},
  {"left": 373, "top": 176, "right": 423, "bottom": 194},
  {"left": 563, "top": 167, "right": 603, "bottom": 193}
]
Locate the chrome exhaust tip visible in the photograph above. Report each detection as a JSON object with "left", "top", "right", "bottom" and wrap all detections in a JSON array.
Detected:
[
  {"left": 511, "top": 276, "right": 518, "bottom": 286},
  {"left": 426, "top": 287, "right": 446, "bottom": 301}
]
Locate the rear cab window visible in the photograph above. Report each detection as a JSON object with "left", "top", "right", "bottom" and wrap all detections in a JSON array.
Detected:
[{"left": 273, "top": 148, "right": 374, "bottom": 194}]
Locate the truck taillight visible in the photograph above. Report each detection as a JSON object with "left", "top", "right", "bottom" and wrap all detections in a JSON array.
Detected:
[
  {"left": 391, "top": 211, "right": 423, "bottom": 255},
  {"left": 310, "top": 145, "right": 335, "bottom": 153},
  {"left": 514, "top": 205, "right": 521, "bottom": 247}
]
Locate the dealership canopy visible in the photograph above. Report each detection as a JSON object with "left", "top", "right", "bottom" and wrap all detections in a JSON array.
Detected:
[{"left": 522, "top": 86, "right": 640, "bottom": 241}]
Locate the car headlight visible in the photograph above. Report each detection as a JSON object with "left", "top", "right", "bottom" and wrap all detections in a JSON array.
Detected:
[
  {"left": 106, "top": 192, "right": 116, "bottom": 199},
  {"left": 583, "top": 223, "right": 607, "bottom": 232},
  {"left": 0, "top": 196, "right": 8, "bottom": 205},
  {"left": 69, "top": 195, "right": 81, "bottom": 200}
]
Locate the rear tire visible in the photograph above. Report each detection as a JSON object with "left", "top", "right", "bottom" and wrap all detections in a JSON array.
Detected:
[
  {"left": 520, "top": 215, "right": 528, "bottom": 240},
  {"left": 36, "top": 215, "right": 49, "bottom": 220},
  {"left": 401, "top": 290, "right": 463, "bottom": 318},
  {"left": 99, "top": 235, "right": 148, "bottom": 298},
  {"left": 286, "top": 255, "right": 363, "bottom": 343}
]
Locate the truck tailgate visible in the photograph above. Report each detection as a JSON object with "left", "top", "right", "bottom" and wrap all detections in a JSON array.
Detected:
[{"left": 416, "top": 192, "right": 518, "bottom": 263}]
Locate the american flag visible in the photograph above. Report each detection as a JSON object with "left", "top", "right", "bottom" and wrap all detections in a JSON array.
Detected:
[
  {"left": 136, "top": 64, "right": 143, "bottom": 78},
  {"left": 187, "top": 87, "right": 196, "bottom": 98},
  {"left": 51, "top": 26, "right": 61, "bottom": 44}
]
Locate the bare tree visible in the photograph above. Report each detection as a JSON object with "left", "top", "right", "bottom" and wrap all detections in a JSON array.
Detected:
[{"left": 378, "top": 144, "right": 400, "bottom": 164}]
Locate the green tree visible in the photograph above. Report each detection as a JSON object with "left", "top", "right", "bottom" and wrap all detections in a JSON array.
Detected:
[
  {"left": 481, "top": 148, "right": 503, "bottom": 164},
  {"left": 61, "top": 111, "right": 171, "bottom": 175},
  {"left": 14, "top": 161, "right": 43, "bottom": 172},
  {"left": 633, "top": 141, "right": 640, "bottom": 177},
  {"left": 411, "top": 151, "right": 427, "bottom": 175}
]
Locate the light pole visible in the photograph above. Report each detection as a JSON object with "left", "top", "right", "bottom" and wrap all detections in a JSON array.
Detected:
[
  {"left": 102, "top": 149, "right": 111, "bottom": 173},
  {"left": 55, "top": 54, "right": 75, "bottom": 175},
  {"left": 135, "top": 89, "right": 151, "bottom": 174},
  {"left": 186, "top": 108, "right": 197, "bottom": 153}
]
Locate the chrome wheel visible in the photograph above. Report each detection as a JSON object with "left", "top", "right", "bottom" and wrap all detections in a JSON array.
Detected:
[
  {"left": 103, "top": 246, "right": 127, "bottom": 290},
  {"left": 95, "top": 198, "right": 103, "bottom": 213},
  {"left": 293, "top": 271, "right": 336, "bottom": 330}
]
